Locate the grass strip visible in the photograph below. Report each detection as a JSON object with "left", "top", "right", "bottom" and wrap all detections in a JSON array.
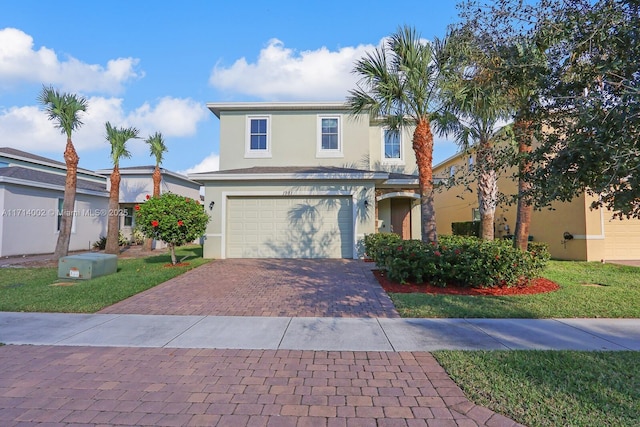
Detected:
[
  {"left": 390, "top": 261, "right": 640, "bottom": 318},
  {"left": 432, "top": 350, "right": 639, "bottom": 427},
  {"left": 0, "top": 246, "right": 209, "bottom": 313}
]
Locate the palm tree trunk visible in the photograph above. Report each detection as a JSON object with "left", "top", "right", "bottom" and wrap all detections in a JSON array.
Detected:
[
  {"left": 152, "top": 166, "right": 161, "bottom": 197},
  {"left": 142, "top": 165, "right": 163, "bottom": 251},
  {"left": 412, "top": 118, "right": 437, "bottom": 243},
  {"left": 514, "top": 119, "right": 534, "bottom": 251},
  {"left": 105, "top": 166, "right": 121, "bottom": 254},
  {"left": 476, "top": 141, "right": 497, "bottom": 240},
  {"left": 54, "top": 139, "right": 79, "bottom": 260}
]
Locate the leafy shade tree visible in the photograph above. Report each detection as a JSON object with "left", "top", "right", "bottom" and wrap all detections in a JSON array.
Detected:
[
  {"left": 347, "top": 26, "right": 447, "bottom": 242},
  {"left": 143, "top": 132, "right": 168, "bottom": 251},
  {"left": 436, "top": 28, "right": 512, "bottom": 240},
  {"left": 37, "top": 86, "right": 89, "bottom": 259},
  {"left": 105, "top": 122, "right": 140, "bottom": 254},
  {"left": 533, "top": 0, "right": 640, "bottom": 218},
  {"left": 135, "top": 193, "right": 210, "bottom": 265}
]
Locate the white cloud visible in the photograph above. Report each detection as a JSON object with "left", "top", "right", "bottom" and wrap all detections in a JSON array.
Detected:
[
  {"left": 0, "top": 96, "right": 208, "bottom": 155},
  {"left": 179, "top": 152, "right": 220, "bottom": 175},
  {"left": 127, "top": 97, "right": 208, "bottom": 137},
  {"left": 0, "top": 27, "right": 143, "bottom": 94},
  {"left": 210, "top": 38, "right": 377, "bottom": 101}
]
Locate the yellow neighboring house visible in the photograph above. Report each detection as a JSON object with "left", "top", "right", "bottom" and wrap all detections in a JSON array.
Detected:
[{"left": 433, "top": 151, "right": 640, "bottom": 262}]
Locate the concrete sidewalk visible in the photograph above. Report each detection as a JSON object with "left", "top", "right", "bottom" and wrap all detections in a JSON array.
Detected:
[{"left": 2, "top": 312, "right": 638, "bottom": 351}]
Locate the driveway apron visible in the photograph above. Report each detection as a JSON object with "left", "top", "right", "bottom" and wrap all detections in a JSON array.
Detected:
[{"left": 99, "top": 259, "right": 400, "bottom": 318}]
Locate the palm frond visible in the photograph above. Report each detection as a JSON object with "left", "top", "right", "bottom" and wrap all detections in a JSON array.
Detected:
[
  {"left": 145, "top": 132, "right": 168, "bottom": 166},
  {"left": 105, "top": 121, "right": 139, "bottom": 166},
  {"left": 37, "top": 85, "right": 88, "bottom": 138}
]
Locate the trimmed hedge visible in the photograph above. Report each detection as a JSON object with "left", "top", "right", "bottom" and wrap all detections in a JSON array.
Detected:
[
  {"left": 452, "top": 221, "right": 481, "bottom": 237},
  {"left": 364, "top": 233, "right": 550, "bottom": 288}
]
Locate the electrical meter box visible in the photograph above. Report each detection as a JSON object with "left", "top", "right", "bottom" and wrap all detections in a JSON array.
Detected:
[{"left": 58, "top": 253, "right": 118, "bottom": 280}]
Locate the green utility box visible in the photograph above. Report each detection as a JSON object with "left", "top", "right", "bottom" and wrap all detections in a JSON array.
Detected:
[{"left": 58, "top": 253, "right": 118, "bottom": 280}]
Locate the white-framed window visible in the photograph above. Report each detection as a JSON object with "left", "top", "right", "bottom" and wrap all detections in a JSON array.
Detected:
[
  {"left": 468, "top": 156, "right": 475, "bottom": 172},
  {"left": 57, "top": 198, "right": 76, "bottom": 233},
  {"left": 123, "top": 207, "right": 134, "bottom": 227},
  {"left": 381, "top": 128, "right": 403, "bottom": 164},
  {"left": 449, "top": 165, "right": 457, "bottom": 177},
  {"left": 317, "top": 115, "right": 343, "bottom": 157},
  {"left": 245, "top": 115, "right": 271, "bottom": 158}
]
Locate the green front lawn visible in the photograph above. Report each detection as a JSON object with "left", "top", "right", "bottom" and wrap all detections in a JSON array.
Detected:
[
  {"left": 390, "top": 261, "right": 640, "bottom": 318},
  {"left": 433, "top": 350, "right": 639, "bottom": 427},
  {"left": 0, "top": 246, "right": 209, "bottom": 313}
]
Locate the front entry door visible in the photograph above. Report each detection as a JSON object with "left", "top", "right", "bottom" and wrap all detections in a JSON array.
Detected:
[{"left": 391, "top": 198, "right": 412, "bottom": 240}]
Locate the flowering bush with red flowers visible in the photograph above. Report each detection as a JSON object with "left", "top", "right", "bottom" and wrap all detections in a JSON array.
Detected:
[
  {"left": 364, "top": 234, "right": 550, "bottom": 288},
  {"left": 135, "top": 192, "right": 210, "bottom": 264}
]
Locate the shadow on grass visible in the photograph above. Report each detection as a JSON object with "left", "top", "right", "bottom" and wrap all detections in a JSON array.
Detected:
[{"left": 142, "top": 245, "right": 204, "bottom": 265}]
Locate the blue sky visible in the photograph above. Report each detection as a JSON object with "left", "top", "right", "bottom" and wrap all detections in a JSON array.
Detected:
[{"left": 0, "top": 0, "right": 461, "bottom": 175}]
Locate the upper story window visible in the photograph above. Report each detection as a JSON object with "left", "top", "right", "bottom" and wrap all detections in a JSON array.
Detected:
[
  {"left": 317, "top": 115, "right": 343, "bottom": 157},
  {"left": 382, "top": 128, "right": 403, "bottom": 163},
  {"left": 468, "top": 156, "right": 474, "bottom": 172},
  {"left": 245, "top": 115, "right": 271, "bottom": 158}
]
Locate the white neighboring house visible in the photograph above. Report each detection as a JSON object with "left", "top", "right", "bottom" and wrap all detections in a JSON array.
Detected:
[
  {"left": 94, "top": 166, "right": 202, "bottom": 244},
  {"left": 0, "top": 147, "right": 109, "bottom": 257}
]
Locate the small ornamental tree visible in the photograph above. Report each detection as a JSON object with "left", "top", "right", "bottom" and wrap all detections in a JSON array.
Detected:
[{"left": 135, "top": 192, "right": 209, "bottom": 265}]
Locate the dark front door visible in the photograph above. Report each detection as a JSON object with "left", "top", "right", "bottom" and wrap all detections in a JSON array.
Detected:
[{"left": 391, "top": 198, "right": 411, "bottom": 239}]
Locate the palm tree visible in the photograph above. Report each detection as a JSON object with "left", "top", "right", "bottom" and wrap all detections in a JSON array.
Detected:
[
  {"left": 38, "top": 86, "right": 89, "bottom": 260},
  {"left": 146, "top": 132, "right": 168, "bottom": 198},
  {"left": 105, "top": 122, "right": 139, "bottom": 254},
  {"left": 436, "top": 30, "right": 512, "bottom": 240},
  {"left": 501, "top": 40, "right": 548, "bottom": 250},
  {"left": 347, "top": 26, "right": 447, "bottom": 243},
  {"left": 143, "top": 132, "right": 168, "bottom": 251}
]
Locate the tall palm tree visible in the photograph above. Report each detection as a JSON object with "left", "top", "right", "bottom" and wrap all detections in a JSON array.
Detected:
[
  {"left": 501, "top": 40, "right": 548, "bottom": 251},
  {"left": 38, "top": 86, "right": 89, "bottom": 260},
  {"left": 142, "top": 132, "right": 168, "bottom": 251},
  {"left": 347, "top": 26, "right": 447, "bottom": 243},
  {"left": 146, "top": 132, "right": 168, "bottom": 198},
  {"left": 105, "top": 122, "right": 139, "bottom": 254},
  {"left": 436, "top": 30, "right": 512, "bottom": 240}
]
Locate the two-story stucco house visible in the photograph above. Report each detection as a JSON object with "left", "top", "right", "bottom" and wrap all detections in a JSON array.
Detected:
[
  {"left": 190, "top": 102, "right": 423, "bottom": 259},
  {"left": 0, "top": 147, "right": 109, "bottom": 257}
]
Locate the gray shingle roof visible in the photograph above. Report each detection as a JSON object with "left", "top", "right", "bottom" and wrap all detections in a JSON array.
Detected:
[
  {"left": 0, "top": 147, "right": 66, "bottom": 167},
  {"left": 0, "top": 166, "right": 107, "bottom": 193},
  {"left": 196, "top": 166, "right": 382, "bottom": 175}
]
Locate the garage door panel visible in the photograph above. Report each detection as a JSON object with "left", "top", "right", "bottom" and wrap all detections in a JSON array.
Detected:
[
  {"left": 227, "top": 196, "right": 353, "bottom": 259},
  {"left": 604, "top": 216, "right": 640, "bottom": 260}
]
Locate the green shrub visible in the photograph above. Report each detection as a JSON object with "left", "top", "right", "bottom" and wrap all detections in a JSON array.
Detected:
[
  {"left": 452, "top": 221, "right": 481, "bottom": 237},
  {"left": 93, "top": 231, "right": 128, "bottom": 250},
  {"left": 365, "top": 233, "right": 550, "bottom": 288},
  {"left": 363, "top": 233, "right": 403, "bottom": 269}
]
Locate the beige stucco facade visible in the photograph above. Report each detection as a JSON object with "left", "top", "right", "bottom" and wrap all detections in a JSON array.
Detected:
[
  {"left": 433, "top": 152, "right": 640, "bottom": 261},
  {"left": 192, "top": 102, "right": 422, "bottom": 259}
]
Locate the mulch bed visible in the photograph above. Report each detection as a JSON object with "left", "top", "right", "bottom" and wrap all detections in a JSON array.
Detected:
[{"left": 373, "top": 269, "right": 560, "bottom": 296}]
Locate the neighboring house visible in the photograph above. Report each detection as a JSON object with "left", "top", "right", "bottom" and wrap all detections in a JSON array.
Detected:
[
  {"left": 189, "top": 102, "right": 422, "bottom": 259},
  {"left": 94, "top": 166, "right": 201, "bottom": 243},
  {"left": 0, "top": 147, "right": 109, "bottom": 257},
  {"left": 433, "top": 151, "right": 640, "bottom": 261}
]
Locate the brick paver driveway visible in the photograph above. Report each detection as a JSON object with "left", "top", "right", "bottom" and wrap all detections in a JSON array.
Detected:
[
  {"left": 99, "top": 259, "right": 399, "bottom": 318},
  {"left": 0, "top": 346, "right": 522, "bottom": 427}
]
